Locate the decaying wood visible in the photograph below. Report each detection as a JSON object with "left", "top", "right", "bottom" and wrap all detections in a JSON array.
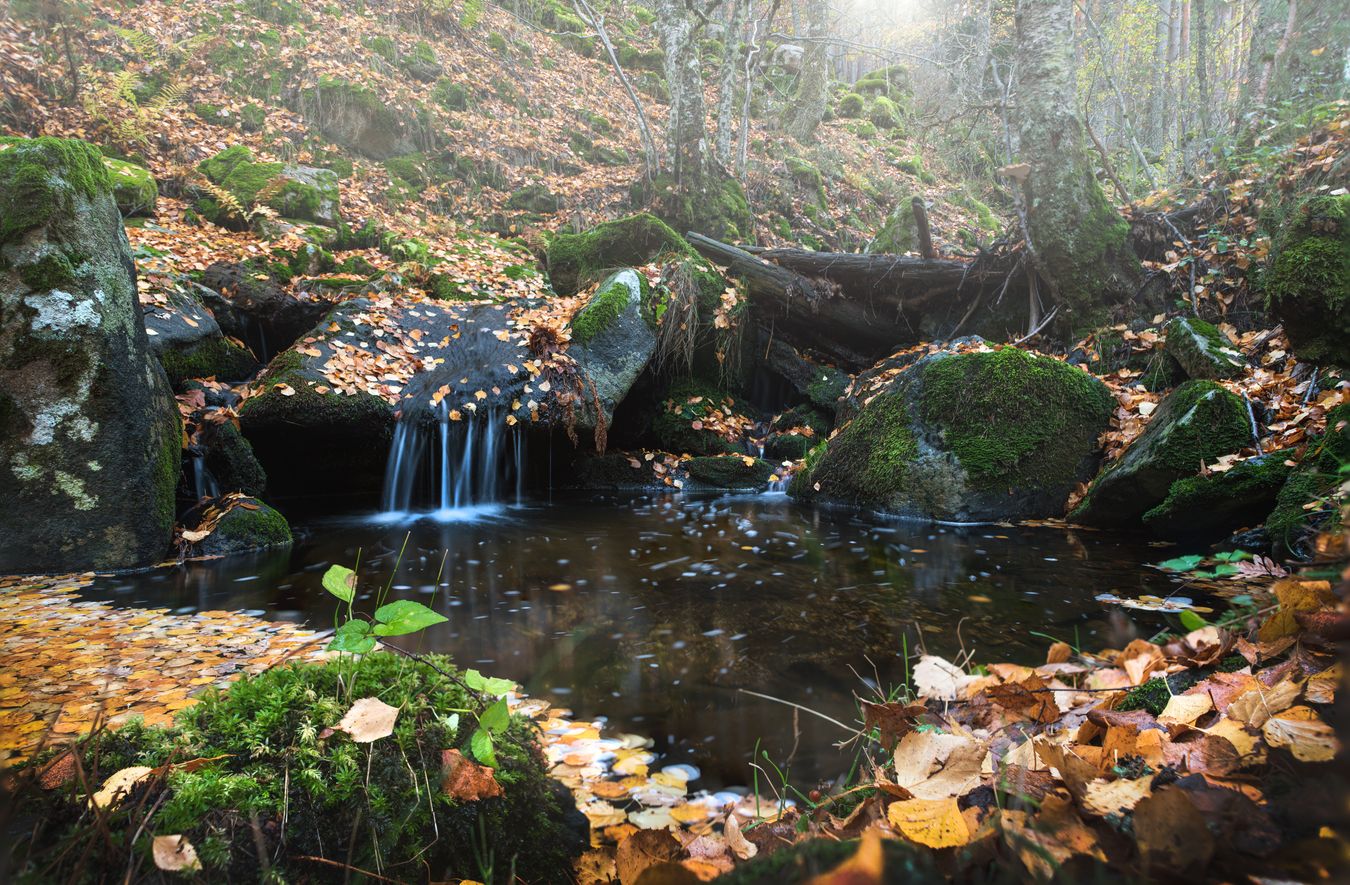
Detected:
[
  {"left": 911, "top": 197, "right": 936, "bottom": 259},
  {"left": 688, "top": 232, "right": 1023, "bottom": 369}
]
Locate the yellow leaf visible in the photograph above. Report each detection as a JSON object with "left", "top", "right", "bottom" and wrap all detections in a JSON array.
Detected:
[
  {"left": 91, "top": 766, "right": 154, "bottom": 809},
  {"left": 1262, "top": 705, "right": 1340, "bottom": 762},
  {"left": 152, "top": 835, "right": 202, "bottom": 872},
  {"left": 337, "top": 697, "right": 398, "bottom": 743},
  {"left": 887, "top": 797, "right": 970, "bottom": 848}
]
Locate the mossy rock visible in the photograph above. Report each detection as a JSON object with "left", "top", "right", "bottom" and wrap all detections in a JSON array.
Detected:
[
  {"left": 1264, "top": 193, "right": 1349, "bottom": 366},
  {"left": 837, "top": 92, "right": 865, "bottom": 117},
  {"left": 506, "top": 182, "right": 560, "bottom": 214},
  {"left": 785, "top": 157, "right": 826, "bottom": 206},
  {"left": 854, "top": 64, "right": 912, "bottom": 97},
  {"left": 204, "top": 421, "right": 267, "bottom": 497},
  {"left": 159, "top": 336, "right": 258, "bottom": 389},
  {"left": 630, "top": 171, "right": 753, "bottom": 244},
  {"left": 565, "top": 451, "right": 662, "bottom": 489},
  {"left": 686, "top": 455, "right": 773, "bottom": 490},
  {"left": 567, "top": 270, "right": 660, "bottom": 429},
  {"left": 1264, "top": 403, "right": 1349, "bottom": 555},
  {"left": 1164, "top": 316, "right": 1245, "bottom": 380},
  {"left": 102, "top": 157, "right": 157, "bottom": 217},
  {"left": 791, "top": 346, "right": 1113, "bottom": 521},
  {"left": 298, "top": 76, "right": 419, "bottom": 160},
  {"left": 764, "top": 430, "right": 815, "bottom": 461},
  {"left": 193, "top": 496, "right": 291, "bottom": 556},
  {"left": 546, "top": 213, "right": 694, "bottom": 295},
  {"left": 651, "top": 379, "right": 746, "bottom": 456},
  {"left": 433, "top": 78, "right": 470, "bottom": 111},
  {"left": 869, "top": 195, "right": 922, "bottom": 254},
  {"left": 0, "top": 136, "right": 181, "bottom": 572},
  {"left": 197, "top": 146, "right": 340, "bottom": 227},
  {"left": 1142, "top": 453, "right": 1291, "bottom": 539},
  {"left": 1071, "top": 380, "right": 1251, "bottom": 528},
  {"left": 240, "top": 103, "right": 267, "bottom": 132},
  {"left": 868, "top": 95, "right": 904, "bottom": 130},
  {"left": 19, "top": 653, "right": 585, "bottom": 881}
]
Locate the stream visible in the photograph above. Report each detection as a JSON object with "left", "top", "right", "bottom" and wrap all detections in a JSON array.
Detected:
[{"left": 83, "top": 492, "right": 1196, "bottom": 789}]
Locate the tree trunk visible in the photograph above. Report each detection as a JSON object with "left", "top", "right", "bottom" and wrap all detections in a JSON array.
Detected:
[
  {"left": 654, "top": 0, "right": 710, "bottom": 182},
  {"left": 783, "top": 0, "right": 831, "bottom": 142},
  {"left": 715, "top": 0, "right": 748, "bottom": 166},
  {"left": 1014, "top": 0, "right": 1140, "bottom": 332}
]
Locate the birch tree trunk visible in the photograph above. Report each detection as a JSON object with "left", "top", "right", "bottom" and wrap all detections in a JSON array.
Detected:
[
  {"left": 653, "top": 0, "right": 710, "bottom": 182},
  {"left": 1014, "top": 0, "right": 1140, "bottom": 331},
  {"left": 783, "top": 0, "right": 831, "bottom": 142},
  {"left": 715, "top": 0, "right": 747, "bottom": 167}
]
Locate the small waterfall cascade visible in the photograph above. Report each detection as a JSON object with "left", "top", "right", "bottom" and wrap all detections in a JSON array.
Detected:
[
  {"left": 189, "top": 452, "right": 221, "bottom": 501},
  {"left": 380, "top": 404, "right": 526, "bottom": 517}
]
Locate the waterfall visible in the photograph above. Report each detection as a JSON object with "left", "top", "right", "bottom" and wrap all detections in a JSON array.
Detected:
[
  {"left": 190, "top": 453, "right": 221, "bottom": 501},
  {"left": 379, "top": 405, "right": 525, "bottom": 519}
]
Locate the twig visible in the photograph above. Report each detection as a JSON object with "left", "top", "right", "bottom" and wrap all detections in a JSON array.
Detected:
[
  {"left": 294, "top": 855, "right": 402, "bottom": 884},
  {"left": 1011, "top": 305, "right": 1059, "bottom": 345},
  {"left": 737, "top": 688, "right": 855, "bottom": 732}
]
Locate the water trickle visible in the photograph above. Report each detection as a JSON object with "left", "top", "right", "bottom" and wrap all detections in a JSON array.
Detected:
[
  {"left": 380, "top": 405, "right": 525, "bottom": 517},
  {"left": 190, "top": 453, "right": 221, "bottom": 501}
]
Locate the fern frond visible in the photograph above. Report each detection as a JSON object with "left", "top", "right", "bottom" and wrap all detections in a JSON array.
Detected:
[
  {"left": 199, "top": 179, "right": 246, "bottom": 220},
  {"left": 248, "top": 204, "right": 279, "bottom": 222},
  {"left": 115, "top": 28, "right": 160, "bottom": 60},
  {"left": 148, "top": 80, "right": 188, "bottom": 112},
  {"left": 109, "top": 70, "right": 140, "bottom": 106}
]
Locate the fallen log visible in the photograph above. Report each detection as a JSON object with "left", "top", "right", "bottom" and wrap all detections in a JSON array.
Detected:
[{"left": 687, "top": 232, "right": 1023, "bottom": 369}]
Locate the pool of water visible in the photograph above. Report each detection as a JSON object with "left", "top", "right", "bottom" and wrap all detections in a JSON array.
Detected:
[{"left": 84, "top": 491, "right": 1195, "bottom": 789}]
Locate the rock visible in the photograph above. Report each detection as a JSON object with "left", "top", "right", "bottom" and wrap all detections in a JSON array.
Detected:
[
  {"left": 791, "top": 346, "right": 1112, "bottom": 522},
  {"left": 630, "top": 170, "right": 753, "bottom": 243},
  {"left": 143, "top": 280, "right": 258, "bottom": 388},
  {"left": 101, "top": 157, "right": 157, "bottom": 217},
  {"left": 1264, "top": 402, "right": 1349, "bottom": 555},
  {"left": 686, "top": 455, "right": 774, "bottom": 490},
  {"left": 197, "top": 145, "right": 341, "bottom": 227},
  {"left": 651, "top": 379, "right": 748, "bottom": 455},
  {"left": 1069, "top": 324, "right": 1183, "bottom": 391},
  {"left": 0, "top": 137, "right": 180, "bottom": 572},
  {"left": 1163, "top": 316, "right": 1245, "bottom": 380},
  {"left": 199, "top": 261, "right": 338, "bottom": 358},
  {"left": 238, "top": 301, "right": 396, "bottom": 501},
  {"left": 761, "top": 335, "right": 850, "bottom": 412},
  {"left": 1141, "top": 453, "right": 1291, "bottom": 538},
  {"left": 203, "top": 422, "right": 267, "bottom": 497},
  {"left": 546, "top": 213, "right": 693, "bottom": 295},
  {"left": 505, "top": 183, "right": 560, "bottom": 214},
  {"left": 254, "top": 216, "right": 339, "bottom": 249},
  {"left": 567, "top": 270, "right": 658, "bottom": 430},
  {"left": 1265, "top": 194, "right": 1348, "bottom": 366},
  {"left": 563, "top": 451, "right": 662, "bottom": 489},
  {"left": 298, "top": 76, "right": 419, "bottom": 160},
  {"left": 191, "top": 496, "right": 291, "bottom": 557},
  {"left": 1071, "top": 380, "right": 1251, "bottom": 528}
]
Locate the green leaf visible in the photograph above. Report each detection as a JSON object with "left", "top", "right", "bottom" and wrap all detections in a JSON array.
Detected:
[
  {"left": 323, "top": 564, "right": 357, "bottom": 603},
  {"left": 1210, "top": 563, "right": 1240, "bottom": 577},
  {"left": 327, "top": 620, "right": 376, "bottom": 654},
  {"left": 479, "top": 697, "right": 509, "bottom": 735},
  {"left": 470, "top": 727, "right": 496, "bottom": 767},
  {"left": 1178, "top": 610, "right": 1209, "bottom": 632},
  {"left": 371, "top": 599, "right": 448, "bottom": 636},
  {"left": 1213, "top": 550, "right": 1253, "bottom": 563},
  {"left": 464, "top": 668, "right": 516, "bottom": 697},
  {"left": 1156, "top": 555, "right": 1204, "bottom": 572}
]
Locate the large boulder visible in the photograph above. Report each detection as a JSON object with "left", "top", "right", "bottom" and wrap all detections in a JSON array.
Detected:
[
  {"left": 1265, "top": 194, "right": 1348, "bottom": 366},
  {"left": 790, "top": 346, "right": 1113, "bottom": 521},
  {"left": 197, "top": 145, "right": 341, "bottom": 228},
  {"left": 297, "top": 77, "right": 421, "bottom": 160},
  {"left": 199, "top": 261, "right": 339, "bottom": 359},
  {"left": 1071, "top": 380, "right": 1251, "bottom": 528},
  {"left": 0, "top": 137, "right": 181, "bottom": 572},
  {"left": 1163, "top": 316, "right": 1245, "bottom": 380},
  {"left": 142, "top": 279, "right": 258, "bottom": 388},
  {"left": 566, "top": 269, "right": 658, "bottom": 429},
  {"left": 546, "top": 213, "right": 692, "bottom": 295}
]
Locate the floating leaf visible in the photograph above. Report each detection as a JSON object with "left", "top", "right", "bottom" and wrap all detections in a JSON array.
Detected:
[
  {"left": 1156, "top": 555, "right": 1204, "bottom": 572},
  {"left": 1179, "top": 610, "right": 1209, "bottom": 632}
]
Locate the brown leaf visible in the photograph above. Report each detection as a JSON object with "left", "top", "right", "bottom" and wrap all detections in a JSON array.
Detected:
[
  {"left": 617, "top": 829, "right": 683, "bottom": 885},
  {"left": 1132, "top": 787, "right": 1215, "bottom": 873},
  {"left": 986, "top": 676, "right": 1059, "bottom": 724},
  {"left": 859, "top": 698, "right": 928, "bottom": 750},
  {"left": 441, "top": 749, "right": 503, "bottom": 801},
  {"left": 805, "top": 830, "right": 884, "bottom": 884},
  {"left": 1262, "top": 705, "right": 1340, "bottom": 761}
]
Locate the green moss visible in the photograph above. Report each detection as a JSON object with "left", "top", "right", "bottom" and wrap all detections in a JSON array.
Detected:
[
  {"left": 546, "top": 213, "right": 693, "bottom": 295},
  {"left": 200, "top": 498, "right": 291, "bottom": 554},
  {"left": 918, "top": 347, "right": 1112, "bottom": 492},
  {"left": 1119, "top": 671, "right": 1204, "bottom": 715},
  {"left": 18, "top": 251, "right": 79, "bottom": 291},
  {"left": 1164, "top": 316, "right": 1245, "bottom": 380},
  {"left": 869, "top": 95, "right": 903, "bottom": 130},
  {"left": 102, "top": 157, "right": 157, "bottom": 217},
  {"left": 837, "top": 92, "right": 865, "bottom": 117},
  {"left": 570, "top": 272, "right": 646, "bottom": 345},
  {"left": 433, "top": 78, "right": 469, "bottom": 110},
  {"left": 159, "top": 338, "right": 258, "bottom": 389},
  {"left": 617, "top": 42, "right": 664, "bottom": 71},
  {"left": 1142, "top": 453, "right": 1290, "bottom": 537},
  {"left": 240, "top": 103, "right": 267, "bottom": 132},
  {"left": 239, "top": 348, "right": 386, "bottom": 427},
  {"left": 193, "top": 102, "right": 231, "bottom": 125},
  {"left": 505, "top": 183, "right": 559, "bottom": 213},
  {"left": 790, "top": 388, "right": 917, "bottom": 503},
  {"left": 686, "top": 456, "right": 773, "bottom": 489},
  {"left": 651, "top": 379, "right": 744, "bottom": 456},
  {"left": 855, "top": 65, "right": 911, "bottom": 97},
  {"left": 786, "top": 157, "right": 826, "bottom": 205},
  {"left": 23, "top": 654, "right": 581, "bottom": 882},
  {"left": 852, "top": 121, "right": 877, "bottom": 139},
  {"left": 487, "top": 31, "right": 509, "bottom": 53},
  {"left": 1264, "top": 194, "right": 1349, "bottom": 366},
  {"left": 0, "top": 136, "right": 112, "bottom": 245},
  {"left": 630, "top": 172, "right": 753, "bottom": 244},
  {"left": 871, "top": 196, "right": 921, "bottom": 253},
  {"left": 1264, "top": 404, "right": 1350, "bottom": 553}
]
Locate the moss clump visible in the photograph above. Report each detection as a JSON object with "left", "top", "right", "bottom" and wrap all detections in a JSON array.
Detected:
[
  {"left": 196, "top": 146, "right": 337, "bottom": 227},
  {"left": 918, "top": 347, "right": 1113, "bottom": 493},
  {"left": 17, "top": 251, "right": 79, "bottom": 291},
  {"left": 19, "top": 654, "right": 582, "bottom": 882},
  {"left": 505, "top": 183, "right": 559, "bottom": 213},
  {"left": 1071, "top": 380, "right": 1251, "bottom": 528},
  {"left": 837, "top": 92, "right": 865, "bottom": 117},
  {"left": 1264, "top": 194, "right": 1349, "bottom": 366},
  {"left": 1142, "top": 453, "right": 1290, "bottom": 538},
  {"left": 630, "top": 172, "right": 753, "bottom": 244},
  {"left": 869, "top": 95, "right": 903, "bottom": 130},
  {"left": 547, "top": 213, "right": 693, "bottom": 295},
  {"left": 786, "top": 157, "right": 826, "bottom": 205},
  {"left": 1118, "top": 671, "right": 1205, "bottom": 715},
  {"left": 303, "top": 76, "right": 411, "bottom": 160},
  {"left": 0, "top": 136, "right": 111, "bottom": 245},
  {"left": 1164, "top": 316, "right": 1245, "bottom": 380},
  {"left": 651, "top": 379, "right": 745, "bottom": 456},
  {"left": 870, "top": 196, "right": 922, "bottom": 254},
  {"left": 433, "top": 78, "right": 469, "bottom": 110},
  {"left": 569, "top": 271, "right": 648, "bottom": 346},
  {"left": 204, "top": 421, "right": 267, "bottom": 497},
  {"left": 1264, "top": 403, "right": 1349, "bottom": 554},
  {"left": 196, "top": 497, "right": 291, "bottom": 555},
  {"left": 855, "top": 65, "right": 911, "bottom": 97},
  {"left": 102, "top": 157, "right": 157, "bottom": 217},
  {"left": 240, "top": 103, "right": 266, "bottom": 132},
  {"left": 789, "top": 388, "right": 918, "bottom": 504},
  {"left": 159, "top": 337, "right": 258, "bottom": 389}
]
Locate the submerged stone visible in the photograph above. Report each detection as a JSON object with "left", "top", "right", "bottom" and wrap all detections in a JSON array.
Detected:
[
  {"left": 0, "top": 136, "right": 180, "bottom": 572},
  {"left": 791, "top": 346, "right": 1113, "bottom": 521},
  {"left": 1071, "top": 380, "right": 1251, "bottom": 528}
]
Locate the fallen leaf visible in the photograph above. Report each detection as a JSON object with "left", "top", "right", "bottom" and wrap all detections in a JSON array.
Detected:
[
  {"left": 1262, "top": 705, "right": 1340, "bottom": 762},
  {"left": 152, "top": 834, "right": 202, "bottom": 872},
  {"left": 887, "top": 797, "right": 970, "bottom": 848},
  {"left": 336, "top": 697, "right": 399, "bottom": 742},
  {"left": 441, "top": 748, "right": 503, "bottom": 800}
]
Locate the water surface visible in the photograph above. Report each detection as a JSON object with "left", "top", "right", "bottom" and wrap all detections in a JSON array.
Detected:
[{"left": 85, "top": 492, "right": 1194, "bottom": 788}]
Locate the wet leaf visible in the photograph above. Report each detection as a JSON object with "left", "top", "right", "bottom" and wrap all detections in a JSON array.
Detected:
[
  {"left": 440, "top": 748, "right": 503, "bottom": 801},
  {"left": 1261, "top": 705, "right": 1340, "bottom": 761}
]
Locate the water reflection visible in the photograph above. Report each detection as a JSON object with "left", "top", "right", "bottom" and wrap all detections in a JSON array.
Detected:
[{"left": 86, "top": 492, "right": 1189, "bottom": 787}]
